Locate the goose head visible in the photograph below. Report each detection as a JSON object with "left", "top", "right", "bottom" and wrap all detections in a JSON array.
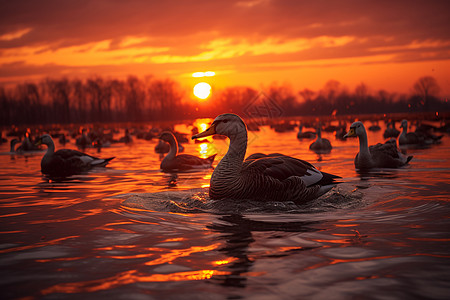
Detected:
[
  {"left": 400, "top": 119, "right": 408, "bottom": 130},
  {"left": 36, "top": 134, "right": 54, "bottom": 147},
  {"left": 344, "top": 121, "right": 366, "bottom": 138},
  {"left": 159, "top": 131, "right": 176, "bottom": 143},
  {"left": 192, "top": 113, "right": 246, "bottom": 140}
]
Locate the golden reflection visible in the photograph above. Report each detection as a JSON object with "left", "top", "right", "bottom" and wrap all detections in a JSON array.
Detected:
[
  {"left": 0, "top": 230, "right": 25, "bottom": 234},
  {"left": 145, "top": 243, "right": 220, "bottom": 266},
  {"left": 199, "top": 143, "right": 208, "bottom": 155},
  {"left": 199, "top": 122, "right": 208, "bottom": 132},
  {"left": 330, "top": 255, "right": 396, "bottom": 265},
  {"left": 213, "top": 260, "right": 229, "bottom": 266},
  {"left": 36, "top": 256, "right": 84, "bottom": 263},
  {"left": 41, "top": 269, "right": 230, "bottom": 295},
  {"left": 102, "top": 253, "right": 156, "bottom": 260},
  {"left": 163, "top": 237, "right": 186, "bottom": 242},
  {"left": 0, "top": 236, "right": 78, "bottom": 254},
  {"left": 95, "top": 245, "right": 137, "bottom": 251},
  {"left": 0, "top": 212, "right": 27, "bottom": 218},
  {"left": 313, "top": 238, "right": 355, "bottom": 244}
]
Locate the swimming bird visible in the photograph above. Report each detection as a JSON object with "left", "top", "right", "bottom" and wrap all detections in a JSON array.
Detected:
[
  {"left": 297, "top": 124, "right": 316, "bottom": 139},
  {"left": 383, "top": 121, "right": 400, "bottom": 139},
  {"left": 76, "top": 128, "right": 91, "bottom": 149},
  {"left": 192, "top": 113, "right": 339, "bottom": 204},
  {"left": 344, "top": 121, "right": 412, "bottom": 170},
  {"left": 398, "top": 119, "right": 423, "bottom": 146},
  {"left": 368, "top": 121, "right": 381, "bottom": 132},
  {"left": 159, "top": 131, "right": 215, "bottom": 172},
  {"left": 309, "top": 125, "right": 332, "bottom": 153},
  {"left": 36, "top": 134, "right": 115, "bottom": 177},
  {"left": 404, "top": 120, "right": 443, "bottom": 145},
  {"left": 9, "top": 139, "right": 21, "bottom": 153},
  {"left": 16, "top": 132, "right": 41, "bottom": 152}
]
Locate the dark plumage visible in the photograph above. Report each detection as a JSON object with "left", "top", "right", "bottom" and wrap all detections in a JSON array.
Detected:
[
  {"left": 192, "top": 114, "right": 339, "bottom": 204},
  {"left": 297, "top": 124, "right": 316, "bottom": 139},
  {"left": 37, "top": 134, "right": 114, "bottom": 177},
  {"left": 159, "top": 131, "right": 215, "bottom": 172},
  {"left": 345, "top": 121, "right": 412, "bottom": 169},
  {"left": 309, "top": 126, "right": 332, "bottom": 153}
]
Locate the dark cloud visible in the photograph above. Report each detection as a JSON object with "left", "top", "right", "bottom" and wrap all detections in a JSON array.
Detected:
[
  {"left": 0, "top": 0, "right": 449, "bottom": 91},
  {"left": 1, "top": 0, "right": 449, "bottom": 46}
]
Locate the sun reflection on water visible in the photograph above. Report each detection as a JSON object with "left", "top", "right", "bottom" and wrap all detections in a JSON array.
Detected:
[{"left": 41, "top": 269, "right": 230, "bottom": 295}]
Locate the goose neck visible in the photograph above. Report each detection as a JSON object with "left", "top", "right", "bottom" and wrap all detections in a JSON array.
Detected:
[
  {"left": 358, "top": 130, "right": 371, "bottom": 157},
  {"left": 163, "top": 138, "right": 178, "bottom": 162},
  {"left": 168, "top": 137, "right": 178, "bottom": 157},
  {"left": 216, "top": 129, "right": 247, "bottom": 175},
  {"left": 42, "top": 140, "right": 55, "bottom": 164}
]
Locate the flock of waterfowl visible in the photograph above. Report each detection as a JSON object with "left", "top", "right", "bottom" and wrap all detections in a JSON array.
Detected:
[{"left": 1, "top": 113, "right": 447, "bottom": 204}]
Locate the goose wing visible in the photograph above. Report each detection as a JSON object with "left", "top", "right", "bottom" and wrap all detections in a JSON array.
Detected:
[
  {"left": 369, "top": 141, "right": 400, "bottom": 159},
  {"left": 163, "top": 154, "right": 214, "bottom": 171},
  {"left": 43, "top": 150, "right": 91, "bottom": 175},
  {"left": 54, "top": 149, "right": 113, "bottom": 168},
  {"left": 242, "top": 154, "right": 323, "bottom": 187},
  {"left": 369, "top": 141, "right": 411, "bottom": 167}
]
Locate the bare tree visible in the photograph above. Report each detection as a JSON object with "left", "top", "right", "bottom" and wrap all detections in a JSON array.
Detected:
[
  {"left": 322, "top": 80, "right": 341, "bottom": 105},
  {"left": 413, "top": 76, "right": 440, "bottom": 110},
  {"left": 125, "top": 76, "right": 145, "bottom": 121},
  {"left": 148, "top": 78, "right": 183, "bottom": 120},
  {"left": 299, "top": 88, "right": 315, "bottom": 102}
]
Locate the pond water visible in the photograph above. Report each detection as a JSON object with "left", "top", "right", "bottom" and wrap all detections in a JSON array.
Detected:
[{"left": 0, "top": 117, "right": 449, "bottom": 299}]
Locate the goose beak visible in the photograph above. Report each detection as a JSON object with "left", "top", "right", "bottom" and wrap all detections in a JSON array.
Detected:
[
  {"left": 35, "top": 138, "right": 42, "bottom": 146},
  {"left": 343, "top": 128, "right": 355, "bottom": 138},
  {"left": 192, "top": 124, "right": 216, "bottom": 140}
]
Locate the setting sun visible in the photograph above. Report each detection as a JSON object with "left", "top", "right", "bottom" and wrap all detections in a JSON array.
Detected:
[{"left": 193, "top": 82, "right": 212, "bottom": 100}]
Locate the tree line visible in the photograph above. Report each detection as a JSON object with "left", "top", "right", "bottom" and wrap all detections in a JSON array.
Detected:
[{"left": 0, "top": 75, "right": 448, "bottom": 126}]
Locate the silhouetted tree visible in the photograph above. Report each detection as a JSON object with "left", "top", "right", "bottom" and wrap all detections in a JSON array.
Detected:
[
  {"left": 125, "top": 76, "right": 145, "bottom": 122},
  {"left": 413, "top": 76, "right": 440, "bottom": 111},
  {"left": 299, "top": 88, "right": 315, "bottom": 102},
  {"left": 0, "top": 75, "right": 449, "bottom": 126},
  {"left": 148, "top": 78, "right": 183, "bottom": 120}
]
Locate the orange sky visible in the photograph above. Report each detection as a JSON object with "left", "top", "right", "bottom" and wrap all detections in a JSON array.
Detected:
[{"left": 1, "top": 0, "right": 449, "bottom": 96}]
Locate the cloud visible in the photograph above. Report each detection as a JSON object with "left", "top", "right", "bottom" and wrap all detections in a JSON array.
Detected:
[
  {"left": 150, "top": 35, "right": 356, "bottom": 64},
  {"left": 0, "top": 28, "right": 33, "bottom": 41},
  {"left": 0, "top": 38, "right": 169, "bottom": 66},
  {"left": 0, "top": 0, "right": 449, "bottom": 91}
]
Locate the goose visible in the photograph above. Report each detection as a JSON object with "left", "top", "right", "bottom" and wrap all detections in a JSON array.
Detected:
[
  {"left": 411, "top": 120, "right": 443, "bottom": 145},
  {"left": 368, "top": 121, "right": 381, "bottom": 132},
  {"left": 398, "top": 119, "right": 423, "bottom": 146},
  {"left": 36, "top": 134, "right": 114, "bottom": 177},
  {"left": 309, "top": 126, "right": 332, "bottom": 153},
  {"left": 9, "top": 139, "right": 21, "bottom": 153},
  {"left": 17, "top": 132, "right": 40, "bottom": 152},
  {"left": 344, "top": 121, "right": 412, "bottom": 169},
  {"left": 383, "top": 121, "right": 400, "bottom": 139},
  {"left": 155, "top": 136, "right": 184, "bottom": 154},
  {"left": 192, "top": 113, "right": 339, "bottom": 204},
  {"left": 297, "top": 124, "right": 316, "bottom": 139},
  {"left": 159, "top": 131, "right": 215, "bottom": 172},
  {"left": 76, "top": 129, "right": 91, "bottom": 149},
  {"left": 118, "top": 129, "right": 133, "bottom": 144}
]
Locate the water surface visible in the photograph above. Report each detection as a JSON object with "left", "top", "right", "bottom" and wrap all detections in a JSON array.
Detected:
[{"left": 1, "top": 119, "right": 449, "bottom": 299}]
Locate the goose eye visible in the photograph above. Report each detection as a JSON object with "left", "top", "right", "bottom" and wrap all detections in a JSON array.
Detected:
[{"left": 223, "top": 120, "right": 228, "bottom": 124}]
